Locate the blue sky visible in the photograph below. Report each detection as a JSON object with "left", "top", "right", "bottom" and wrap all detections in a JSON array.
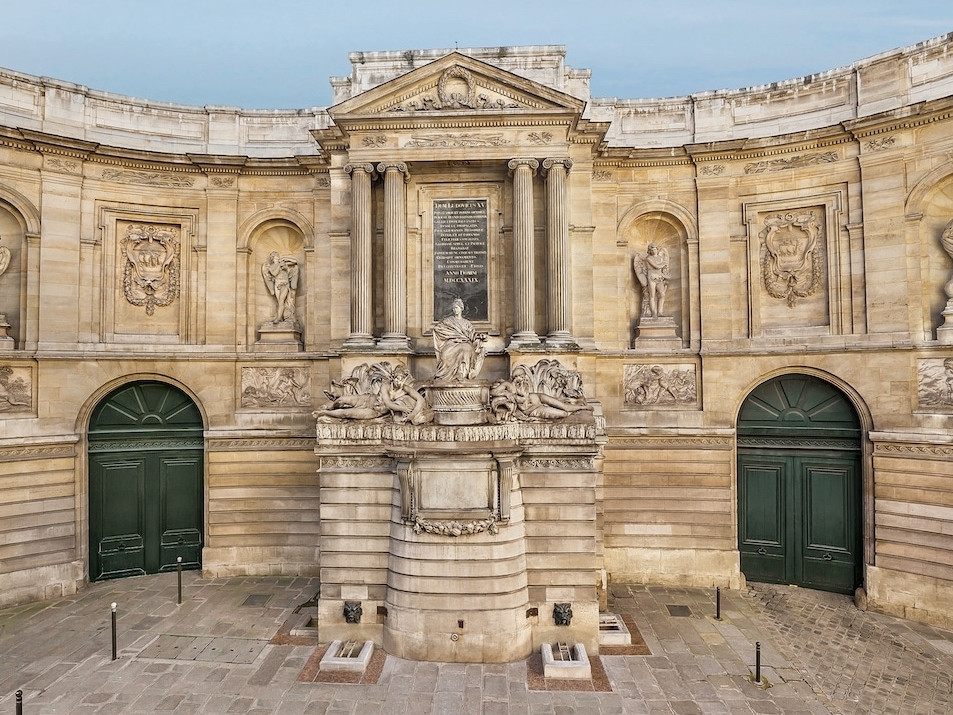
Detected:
[{"left": 1, "top": 0, "right": 952, "bottom": 108}]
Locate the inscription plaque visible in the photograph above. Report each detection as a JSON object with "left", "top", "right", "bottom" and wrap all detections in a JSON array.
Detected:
[{"left": 433, "top": 198, "right": 488, "bottom": 321}]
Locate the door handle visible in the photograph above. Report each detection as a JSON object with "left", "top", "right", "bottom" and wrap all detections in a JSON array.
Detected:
[
  {"left": 822, "top": 553, "right": 833, "bottom": 561},
  {"left": 757, "top": 547, "right": 767, "bottom": 555}
]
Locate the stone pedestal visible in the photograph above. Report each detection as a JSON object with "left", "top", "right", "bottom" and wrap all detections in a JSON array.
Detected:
[
  {"left": 315, "top": 417, "right": 604, "bottom": 662},
  {"left": 426, "top": 381, "right": 489, "bottom": 425},
  {"left": 255, "top": 321, "right": 302, "bottom": 352},
  {"left": 0, "top": 314, "right": 13, "bottom": 349},
  {"left": 633, "top": 316, "right": 681, "bottom": 349}
]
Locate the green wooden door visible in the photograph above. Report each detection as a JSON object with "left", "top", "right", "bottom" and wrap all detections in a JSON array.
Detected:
[
  {"left": 738, "top": 450, "right": 860, "bottom": 593},
  {"left": 89, "top": 382, "right": 203, "bottom": 581},
  {"left": 738, "top": 375, "right": 862, "bottom": 594}
]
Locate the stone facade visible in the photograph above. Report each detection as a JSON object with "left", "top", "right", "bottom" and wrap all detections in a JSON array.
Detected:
[{"left": 2, "top": 35, "right": 953, "bottom": 646}]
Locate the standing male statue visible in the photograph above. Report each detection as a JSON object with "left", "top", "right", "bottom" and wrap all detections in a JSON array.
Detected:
[
  {"left": 261, "top": 251, "right": 299, "bottom": 324},
  {"left": 633, "top": 243, "right": 670, "bottom": 318}
]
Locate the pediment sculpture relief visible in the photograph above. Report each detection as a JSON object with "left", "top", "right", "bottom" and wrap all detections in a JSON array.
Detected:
[
  {"left": 387, "top": 66, "right": 524, "bottom": 112},
  {"left": 122, "top": 223, "right": 180, "bottom": 316},
  {"left": 759, "top": 211, "right": 822, "bottom": 307}
]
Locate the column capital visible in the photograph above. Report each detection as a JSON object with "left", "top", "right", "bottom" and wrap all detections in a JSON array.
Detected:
[
  {"left": 507, "top": 157, "right": 539, "bottom": 175},
  {"left": 376, "top": 161, "right": 410, "bottom": 183},
  {"left": 541, "top": 157, "right": 573, "bottom": 175},
  {"left": 344, "top": 162, "right": 376, "bottom": 177}
]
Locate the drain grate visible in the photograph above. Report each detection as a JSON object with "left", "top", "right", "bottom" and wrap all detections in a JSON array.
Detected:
[
  {"left": 241, "top": 594, "right": 271, "bottom": 607},
  {"left": 666, "top": 604, "right": 692, "bottom": 617}
]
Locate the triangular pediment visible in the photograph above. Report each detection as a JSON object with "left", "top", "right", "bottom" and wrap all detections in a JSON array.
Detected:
[{"left": 329, "top": 52, "right": 585, "bottom": 121}]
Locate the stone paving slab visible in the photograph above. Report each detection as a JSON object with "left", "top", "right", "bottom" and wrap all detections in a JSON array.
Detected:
[{"left": 2, "top": 573, "right": 953, "bottom": 713}]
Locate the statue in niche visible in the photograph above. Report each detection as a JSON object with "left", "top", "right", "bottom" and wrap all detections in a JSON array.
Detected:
[
  {"left": 759, "top": 211, "right": 822, "bottom": 307},
  {"left": 633, "top": 243, "right": 670, "bottom": 318},
  {"left": 314, "top": 361, "right": 433, "bottom": 424},
  {"left": 432, "top": 298, "right": 487, "bottom": 382},
  {"left": 261, "top": 251, "right": 299, "bottom": 324},
  {"left": 489, "top": 359, "right": 592, "bottom": 422},
  {"left": 0, "top": 234, "right": 9, "bottom": 277}
]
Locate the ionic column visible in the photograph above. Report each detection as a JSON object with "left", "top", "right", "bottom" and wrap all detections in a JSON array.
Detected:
[
  {"left": 508, "top": 158, "right": 540, "bottom": 346},
  {"left": 542, "top": 157, "right": 574, "bottom": 346},
  {"left": 343, "top": 163, "right": 375, "bottom": 346},
  {"left": 377, "top": 161, "right": 410, "bottom": 349}
]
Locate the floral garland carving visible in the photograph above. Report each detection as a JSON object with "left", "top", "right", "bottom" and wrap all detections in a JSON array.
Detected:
[{"left": 412, "top": 516, "right": 499, "bottom": 537}]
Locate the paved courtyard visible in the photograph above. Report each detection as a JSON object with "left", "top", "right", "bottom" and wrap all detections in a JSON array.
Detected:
[{"left": 1, "top": 572, "right": 951, "bottom": 713}]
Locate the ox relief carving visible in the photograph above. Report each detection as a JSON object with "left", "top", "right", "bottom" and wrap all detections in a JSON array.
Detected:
[
  {"left": 758, "top": 211, "right": 822, "bottom": 307},
  {"left": 121, "top": 223, "right": 179, "bottom": 315},
  {"left": 917, "top": 358, "right": 953, "bottom": 410},
  {"left": 241, "top": 367, "right": 311, "bottom": 408},
  {"left": 0, "top": 365, "right": 30, "bottom": 413},
  {"left": 623, "top": 364, "right": 697, "bottom": 406}
]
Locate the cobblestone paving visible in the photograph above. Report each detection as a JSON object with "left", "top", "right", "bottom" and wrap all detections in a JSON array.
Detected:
[
  {"left": 742, "top": 584, "right": 953, "bottom": 715},
  {"left": 1, "top": 573, "right": 952, "bottom": 713}
]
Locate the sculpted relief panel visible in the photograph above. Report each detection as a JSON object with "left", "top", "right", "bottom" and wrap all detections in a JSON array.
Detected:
[
  {"left": 758, "top": 211, "right": 822, "bottom": 308},
  {"left": 623, "top": 363, "right": 698, "bottom": 408},
  {"left": 0, "top": 365, "right": 31, "bottom": 413},
  {"left": 121, "top": 223, "right": 180, "bottom": 316},
  {"left": 917, "top": 358, "right": 953, "bottom": 411},
  {"left": 241, "top": 367, "right": 311, "bottom": 409}
]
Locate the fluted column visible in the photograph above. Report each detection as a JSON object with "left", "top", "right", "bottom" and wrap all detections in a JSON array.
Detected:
[
  {"left": 542, "top": 157, "right": 574, "bottom": 346},
  {"left": 377, "top": 161, "right": 410, "bottom": 349},
  {"left": 344, "top": 163, "right": 375, "bottom": 346},
  {"left": 508, "top": 158, "right": 540, "bottom": 346}
]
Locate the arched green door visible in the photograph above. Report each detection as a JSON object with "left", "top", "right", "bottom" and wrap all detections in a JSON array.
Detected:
[
  {"left": 737, "top": 375, "right": 862, "bottom": 594},
  {"left": 89, "top": 381, "right": 204, "bottom": 581}
]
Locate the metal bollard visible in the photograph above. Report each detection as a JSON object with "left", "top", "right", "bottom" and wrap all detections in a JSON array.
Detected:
[
  {"left": 111, "top": 602, "right": 118, "bottom": 661},
  {"left": 176, "top": 557, "right": 183, "bottom": 605},
  {"left": 715, "top": 586, "right": 721, "bottom": 620},
  {"left": 755, "top": 641, "right": 761, "bottom": 683},
  {"left": 15, "top": 689, "right": 23, "bottom": 715}
]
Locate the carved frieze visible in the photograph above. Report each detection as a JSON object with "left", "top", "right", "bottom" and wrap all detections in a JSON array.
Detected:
[
  {"left": 864, "top": 136, "right": 896, "bottom": 152},
  {"left": 0, "top": 365, "right": 31, "bottom": 413},
  {"left": 241, "top": 367, "right": 311, "bottom": 408},
  {"left": 362, "top": 135, "right": 387, "bottom": 147},
  {"left": 523, "top": 457, "right": 593, "bottom": 470},
  {"left": 121, "top": 223, "right": 180, "bottom": 315},
  {"left": 103, "top": 168, "right": 195, "bottom": 187},
  {"left": 744, "top": 151, "right": 837, "bottom": 174},
  {"left": 404, "top": 133, "right": 509, "bottom": 148},
  {"left": 46, "top": 157, "right": 78, "bottom": 173},
  {"left": 699, "top": 164, "right": 726, "bottom": 176},
  {"left": 527, "top": 131, "right": 553, "bottom": 145},
  {"left": 758, "top": 210, "right": 822, "bottom": 307},
  {"left": 592, "top": 170, "right": 613, "bottom": 182},
  {"left": 209, "top": 176, "right": 235, "bottom": 188},
  {"left": 623, "top": 364, "right": 697, "bottom": 406}
]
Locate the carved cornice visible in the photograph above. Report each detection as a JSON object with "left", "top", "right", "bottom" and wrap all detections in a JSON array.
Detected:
[
  {"left": 0, "top": 444, "right": 75, "bottom": 462},
  {"left": 89, "top": 437, "right": 203, "bottom": 453},
  {"left": 522, "top": 457, "right": 593, "bottom": 470},
  {"left": 606, "top": 435, "right": 733, "bottom": 449},
  {"left": 873, "top": 442, "right": 953, "bottom": 458},
  {"left": 321, "top": 455, "right": 393, "bottom": 469},
  {"left": 206, "top": 437, "right": 315, "bottom": 451}
]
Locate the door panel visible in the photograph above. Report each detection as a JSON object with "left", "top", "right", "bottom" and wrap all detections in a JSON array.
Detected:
[
  {"left": 739, "top": 455, "right": 788, "bottom": 585},
  {"left": 799, "top": 460, "right": 860, "bottom": 593},
  {"left": 158, "top": 453, "right": 203, "bottom": 571},
  {"left": 90, "top": 455, "right": 147, "bottom": 580}
]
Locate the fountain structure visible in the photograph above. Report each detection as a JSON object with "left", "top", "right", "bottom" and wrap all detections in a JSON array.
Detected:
[{"left": 314, "top": 302, "right": 605, "bottom": 662}]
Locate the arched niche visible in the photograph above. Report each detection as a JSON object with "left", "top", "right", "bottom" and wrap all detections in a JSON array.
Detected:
[
  {"left": 906, "top": 168, "right": 953, "bottom": 339},
  {"left": 245, "top": 219, "right": 308, "bottom": 348},
  {"left": 617, "top": 203, "right": 695, "bottom": 347},
  {"left": 0, "top": 198, "right": 31, "bottom": 348}
]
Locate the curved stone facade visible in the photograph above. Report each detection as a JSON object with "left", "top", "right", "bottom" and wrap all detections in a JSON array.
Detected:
[{"left": 2, "top": 36, "right": 953, "bottom": 633}]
